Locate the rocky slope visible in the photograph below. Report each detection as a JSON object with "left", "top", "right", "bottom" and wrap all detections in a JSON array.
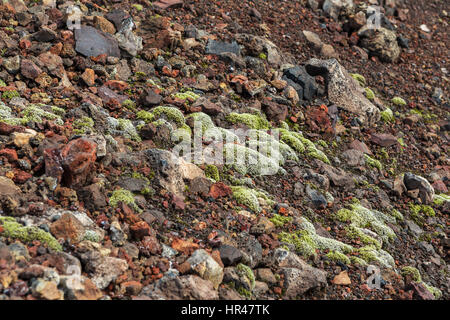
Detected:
[{"left": 0, "top": 0, "right": 448, "bottom": 300}]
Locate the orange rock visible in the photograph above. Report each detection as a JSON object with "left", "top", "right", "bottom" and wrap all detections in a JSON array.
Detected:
[{"left": 332, "top": 271, "right": 351, "bottom": 285}]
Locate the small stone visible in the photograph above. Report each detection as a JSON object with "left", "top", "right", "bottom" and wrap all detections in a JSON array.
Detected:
[
  {"left": 219, "top": 245, "right": 243, "bottom": 267},
  {"left": 370, "top": 133, "right": 398, "bottom": 147},
  {"left": 332, "top": 271, "right": 351, "bottom": 285},
  {"left": 50, "top": 213, "right": 86, "bottom": 243},
  {"left": 34, "top": 27, "right": 57, "bottom": 42},
  {"left": 32, "top": 279, "right": 63, "bottom": 300},
  {"left": 94, "top": 16, "right": 116, "bottom": 34},
  {"left": 186, "top": 249, "right": 224, "bottom": 289},
  {"left": 74, "top": 26, "right": 120, "bottom": 58},
  {"left": 81, "top": 68, "right": 96, "bottom": 86},
  {"left": 21, "top": 59, "right": 43, "bottom": 79}
]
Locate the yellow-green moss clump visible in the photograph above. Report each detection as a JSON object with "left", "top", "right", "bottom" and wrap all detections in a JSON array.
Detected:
[
  {"left": 172, "top": 90, "right": 200, "bottom": 102},
  {"left": 73, "top": 116, "right": 94, "bottom": 134},
  {"left": 109, "top": 188, "right": 141, "bottom": 212},
  {"left": 433, "top": 194, "right": 450, "bottom": 206},
  {"left": 122, "top": 99, "right": 136, "bottom": 111},
  {"left": 0, "top": 217, "right": 62, "bottom": 251},
  {"left": 2, "top": 90, "right": 20, "bottom": 100},
  {"left": 226, "top": 112, "right": 270, "bottom": 130},
  {"left": 326, "top": 250, "right": 351, "bottom": 264},
  {"left": 380, "top": 108, "right": 394, "bottom": 123},
  {"left": 401, "top": 266, "right": 442, "bottom": 299},
  {"left": 335, "top": 203, "right": 396, "bottom": 243},
  {"left": 350, "top": 73, "right": 366, "bottom": 86},
  {"left": 276, "top": 129, "right": 330, "bottom": 164},
  {"left": 185, "top": 112, "right": 215, "bottom": 133},
  {"left": 0, "top": 79, "right": 6, "bottom": 87},
  {"left": 364, "top": 154, "right": 382, "bottom": 170},
  {"left": 365, "top": 88, "right": 375, "bottom": 100},
  {"left": 357, "top": 245, "right": 395, "bottom": 268},
  {"left": 231, "top": 186, "right": 274, "bottom": 213},
  {"left": 137, "top": 106, "right": 185, "bottom": 128},
  {"left": 392, "top": 97, "right": 406, "bottom": 106},
  {"left": 0, "top": 104, "right": 65, "bottom": 126},
  {"left": 205, "top": 164, "right": 220, "bottom": 182},
  {"left": 236, "top": 263, "right": 255, "bottom": 291},
  {"left": 279, "top": 217, "right": 353, "bottom": 259},
  {"left": 270, "top": 214, "right": 292, "bottom": 227},
  {"left": 409, "top": 203, "right": 435, "bottom": 226}
]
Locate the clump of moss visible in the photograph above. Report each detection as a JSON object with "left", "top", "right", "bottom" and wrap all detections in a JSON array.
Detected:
[
  {"left": 132, "top": 3, "right": 143, "bottom": 11},
  {"left": 0, "top": 79, "right": 6, "bottom": 87},
  {"left": 326, "top": 251, "right": 351, "bottom": 264},
  {"left": 118, "top": 118, "right": 141, "bottom": 142},
  {"left": 433, "top": 194, "right": 450, "bottom": 206},
  {"left": 0, "top": 217, "right": 62, "bottom": 251},
  {"left": 19, "top": 104, "right": 64, "bottom": 125},
  {"left": 350, "top": 256, "right": 367, "bottom": 266},
  {"left": 137, "top": 106, "right": 185, "bottom": 128},
  {"left": 409, "top": 203, "right": 435, "bottom": 217},
  {"left": 172, "top": 90, "right": 200, "bottom": 102},
  {"left": 409, "top": 203, "right": 435, "bottom": 226},
  {"left": 122, "top": 99, "right": 136, "bottom": 111},
  {"left": 73, "top": 116, "right": 95, "bottom": 135},
  {"left": 357, "top": 245, "right": 395, "bottom": 268},
  {"left": 400, "top": 266, "right": 442, "bottom": 298},
  {"left": 365, "top": 87, "right": 375, "bottom": 100},
  {"left": 278, "top": 130, "right": 305, "bottom": 153},
  {"left": 109, "top": 188, "right": 141, "bottom": 212},
  {"left": 397, "top": 137, "right": 406, "bottom": 147},
  {"left": 205, "top": 164, "right": 220, "bottom": 182},
  {"left": 236, "top": 263, "right": 255, "bottom": 291},
  {"left": 335, "top": 203, "right": 396, "bottom": 243},
  {"left": 279, "top": 217, "right": 353, "bottom": 259},
  {"left": 270, "top": 214, "right": 292, "bottom": 227},
  {"left": 300, "top": 136, "right": 330, "bottom": 164},
  {"left": 392, "top": 97, "right": 406, "bottom": 106},
  {"left": 424, "top": 283, "right": 442, "bottom": 299},
  {"left": 364, "top": 154, "right": 382, "bottom": 170},
  {"left": 350, "top": 73, "right": 366, "bottom": 86},
  {"left": 226, "top": 112, "right": 270, "bottom": 130},
  {"left": 345, "top": 225, "right": 381, "bottom": 249},
  {"left": 223, "top": 143, "right": 282, "bottom": 177},
  {"left": 401, "top": 266, "right": 422, "bottom": 282},
  {"left": 258, "top": 52, "right": 267, "bottom": 60},
  {"left": 390, "top": 209, "right": 404, "bottom": 222},
  {"left": 185, "top": 112, "right": 215, "bottom": 133},
  {"left": 2, "top": 90, "right": 20, "bottom": 100},
  {"left": 82, "top": 230, "right": 102, "bottom": 243},
  {"left": 380, "top": 108, "right": 394, "bottom": 123},
  {"left": 231, "top": 186, "right": 274, "bottom": 213}
]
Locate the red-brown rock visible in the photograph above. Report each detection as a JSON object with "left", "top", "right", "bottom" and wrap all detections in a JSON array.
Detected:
[
  {"left": 60, "top": 138, "right": 97, "bottom": 188},
  {"left": 208, "top": 182, "right": 232, "bottom": 199}
]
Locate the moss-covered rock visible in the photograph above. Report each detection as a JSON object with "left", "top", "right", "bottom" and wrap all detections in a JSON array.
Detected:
[
  {"left": 336, "top": 203, "right": 396, "bottom": 243},
  {"left": 270, "top": 214, "right": 292, "bottom": 227},
  {"left": 0, "top": 217, "right": 62, "bottom": 251},
  {"left": 365, "top": 87, "right": 375, "bottom": 100},
  {"left": 279, "top": 217, "right": 353, "bottom": 259},
  {"left": 226, "top": 112, "right": 270, "bottom": 130},
  {"left": 73, "top": 116, "right": 95, "bottom": 135},
  {"left": 326, "top": 251, "right": 351, "bottom": 264},
  {"left": 231, "top": 186, "right": 273, "bottom": 213},
  {"left": 380, "top": 108, "right": 394, "bottom": 123},
  {"left": 392, "top": 97, "right": 406, "bottom": 106},
  {"left": 109, "top": 188, "right": 141, "bottom": 212},
  {"left": 205, "top": 164, "right": 220, "bottom": 182}
]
